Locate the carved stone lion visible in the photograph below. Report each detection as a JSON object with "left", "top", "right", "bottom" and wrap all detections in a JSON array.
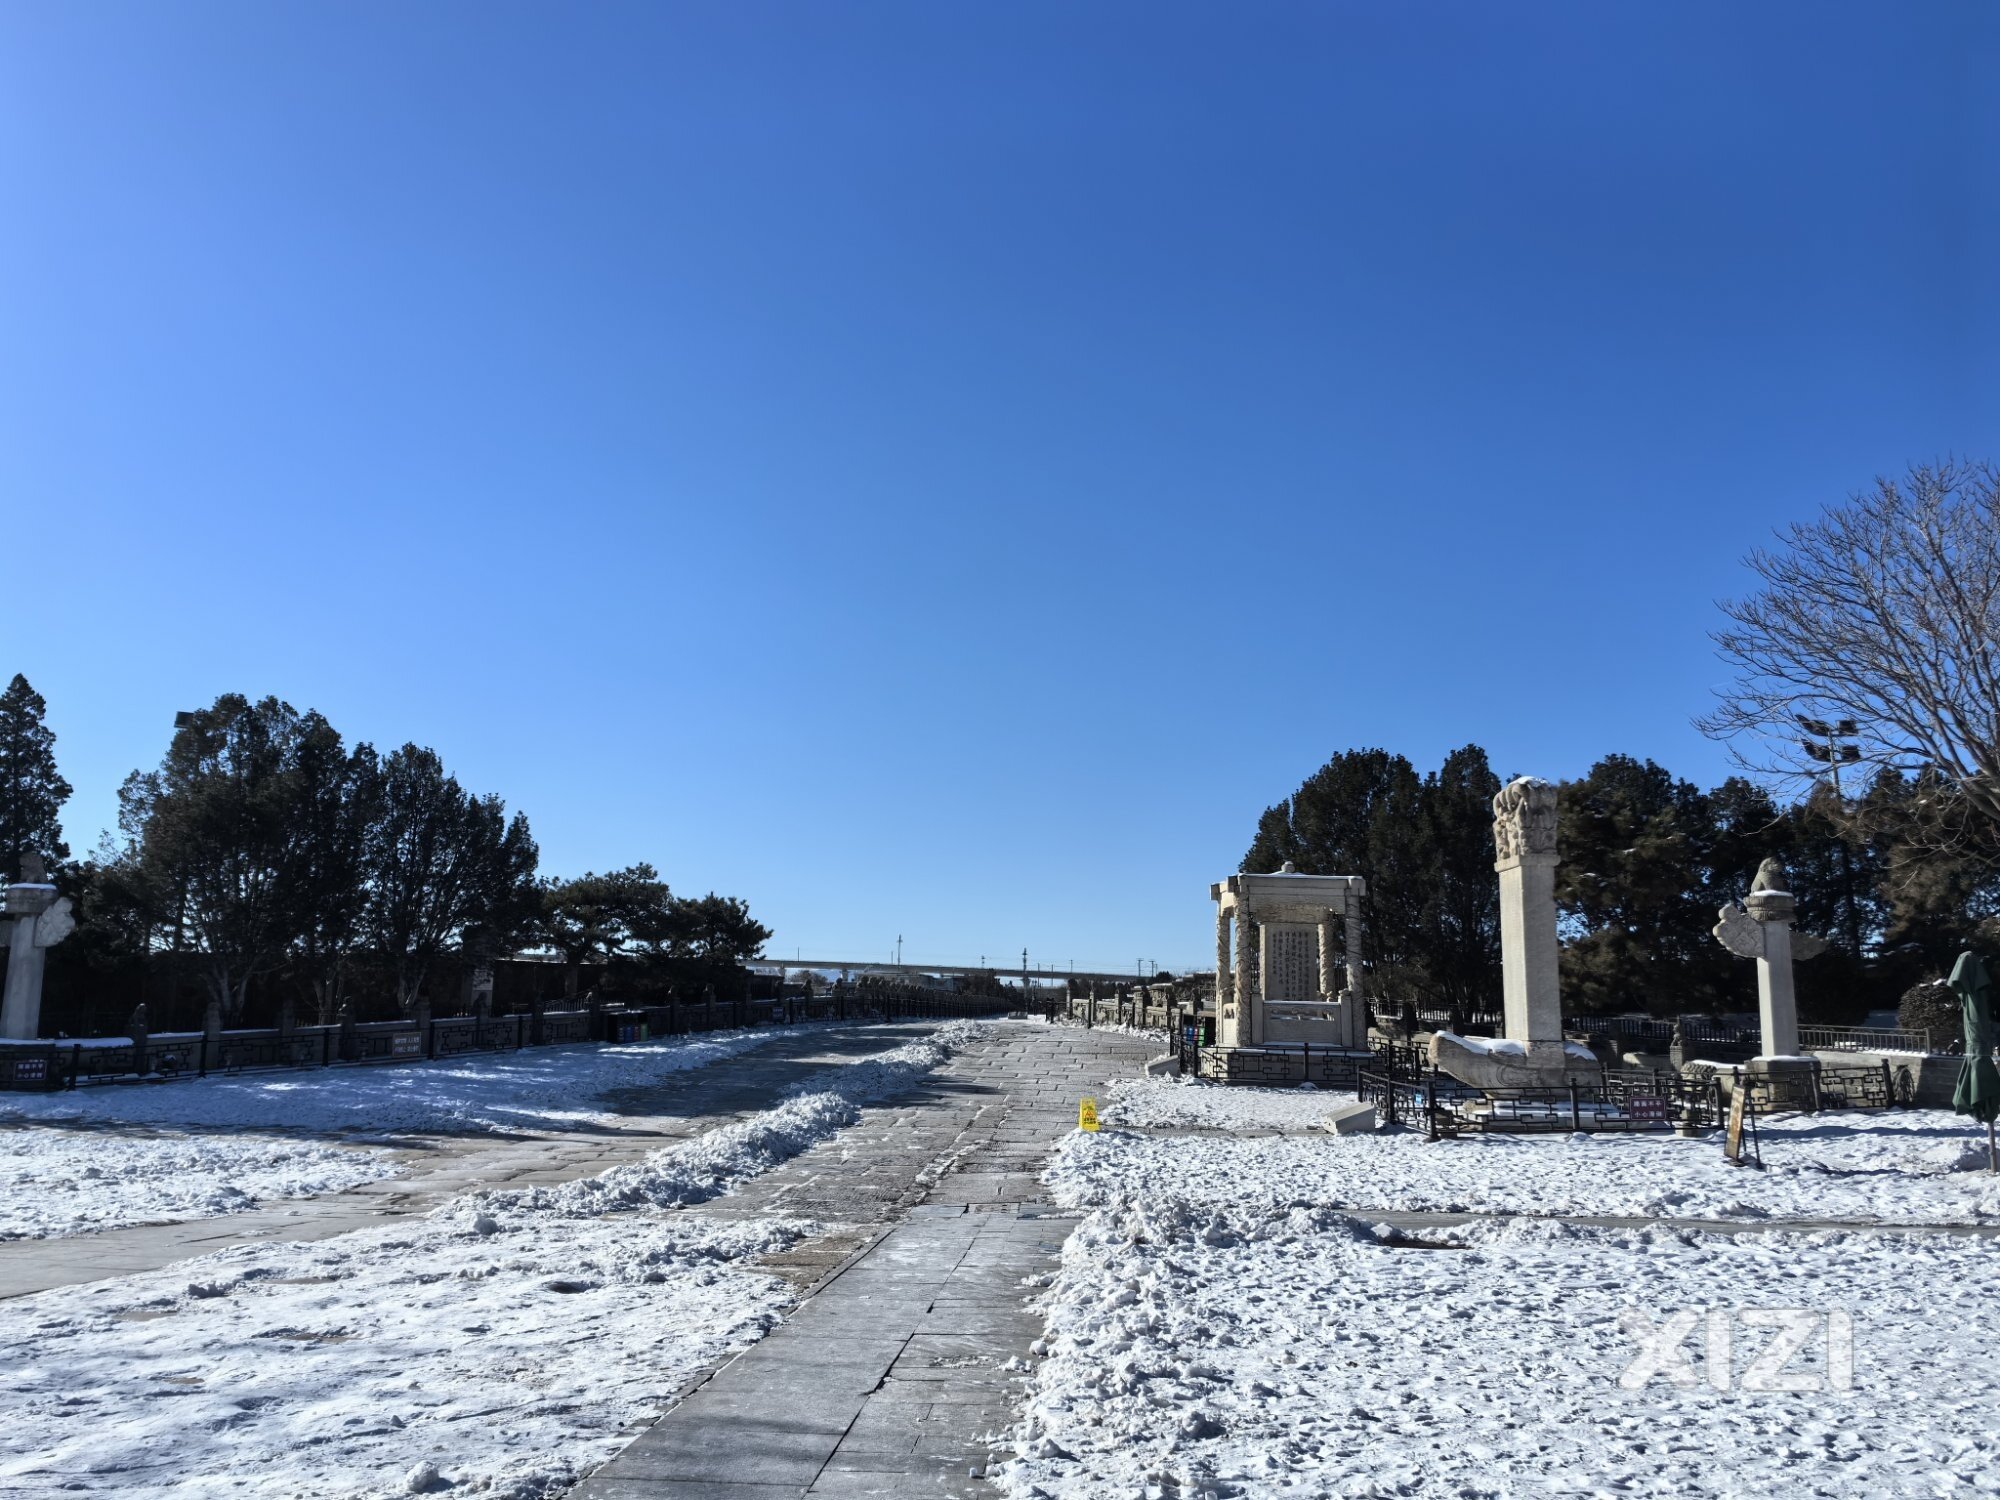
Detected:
[{"left": 1750, "top": 856, "right": 1788, "bottom": 894}]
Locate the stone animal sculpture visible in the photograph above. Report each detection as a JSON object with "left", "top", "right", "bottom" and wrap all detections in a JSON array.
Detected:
[{"left": 1750, "top": 855, "right": 1788, "bottom": 894}]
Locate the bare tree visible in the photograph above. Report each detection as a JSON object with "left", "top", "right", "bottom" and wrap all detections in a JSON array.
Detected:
[{"left": 1698, "top": 461, "right": 2000, "bottom": 860}]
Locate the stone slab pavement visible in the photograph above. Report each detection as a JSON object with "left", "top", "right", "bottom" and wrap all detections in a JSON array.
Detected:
[
  {"left": 569, "top": 1021, "right": 1162, "bottom": 1500},
  {"left": 0, "top": 1022, "right": 964, "bottom": 1301}
]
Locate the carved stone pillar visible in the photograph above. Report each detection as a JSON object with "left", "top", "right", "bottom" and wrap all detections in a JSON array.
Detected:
[
  {"left": 0, "top": 866, "right": 71, "bottom": 1042},
  {"left": 1215, "top": 902, "right": 1232, "bottom": 1008},
  {"left": 1342, "top": 892, "right": 1367, "bottom": 1049},
  {"left": 1750, "top": 897, "right": 1802, "bottom": 1058},
  {"left": 1713, "top": 860, "right": 1824, "bottom": 1061},
  {"left": 1234, "top": 904, "right": 1258, "bottom": 1045},
  {"left": 1317, "top": 911, "right": 1338, "bottom": 1002},
  {"left": 1492, "top": 777, "right": 1561, "bottom": 1047}
]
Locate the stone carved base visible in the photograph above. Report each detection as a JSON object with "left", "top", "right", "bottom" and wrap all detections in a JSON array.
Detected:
[{"left": 1427, "top": 1031, "right": 1601, "bottom": 1090}]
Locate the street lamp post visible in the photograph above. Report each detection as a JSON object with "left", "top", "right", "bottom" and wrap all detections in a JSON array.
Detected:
[{"left": 1798, "top": 716, "right": 1864, "bottom": 956}]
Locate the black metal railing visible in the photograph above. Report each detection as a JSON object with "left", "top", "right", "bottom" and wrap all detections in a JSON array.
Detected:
[
  {"left": 1358, "top": 1069, "right": 1478, "bottom": 1139},
  {"left": 1797, "top": 1023, "right": 1932, "bottom": 1054},
  {"left": 1564, "top": 1015, "right": 1763, "bottom": 1056},
  {"left": 1359, "top": 1063, "right": 1726, "bottom": 1139}
]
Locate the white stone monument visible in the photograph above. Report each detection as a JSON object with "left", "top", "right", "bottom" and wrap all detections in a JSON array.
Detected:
[
  {"left": 1210, "top": 863, "right": 1368, "bottom": 1052},
  {"left": 0, "top": 855, "right": 74, "bottom": 1041},
  {"left": 1430, "top": 777, "right": 1598, "bottom": 1088},
  {"left": 1712, "top": 856, "right": 1825, "bottom": 1067}
]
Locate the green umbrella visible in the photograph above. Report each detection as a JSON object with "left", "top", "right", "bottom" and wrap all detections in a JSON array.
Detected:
[{"left": 1949, "top": 949, "right": 2000, "bottom": 1173}]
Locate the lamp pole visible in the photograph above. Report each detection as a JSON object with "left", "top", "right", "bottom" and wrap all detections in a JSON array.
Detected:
[{"left": 1798, "top": 716, "right": 1864, "bottom": 956}]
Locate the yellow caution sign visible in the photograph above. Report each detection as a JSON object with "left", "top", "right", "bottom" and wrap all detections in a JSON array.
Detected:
[{"left": 1078, "top": 1096, "right": 1099, "bottom": 1132}]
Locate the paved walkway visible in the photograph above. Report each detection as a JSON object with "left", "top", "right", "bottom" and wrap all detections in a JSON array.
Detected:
[
  {"left": 1347, "top": 1204, "right": 2000, "bottom": 1239},
  {"left": 570, "top": 1022, "right": 1161, "bottom": 1500},
  {"left": 0, "top": 1023, "right": 960, "bottom": 1300}
]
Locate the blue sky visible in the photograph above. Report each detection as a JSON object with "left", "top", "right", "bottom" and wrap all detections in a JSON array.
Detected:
[{"left": 4, "top": 2, "right": 1995, "bottom": 974}]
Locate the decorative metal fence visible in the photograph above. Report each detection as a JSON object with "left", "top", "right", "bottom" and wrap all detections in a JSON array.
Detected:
[
  {"left": 1796, "top": 1023, "right": 1932, "bottom": 1053},
  {"left": 1360, "top": 1066, "right": 1725, "bottom": 1140},
  {"left": 1369, "top": 1037, "right": 1429, "bottom": 1076},
  {"left": 1357, "top": 1070, "right": 1472, "bottom": 1139},
  {"left": 1564, "top": 1015, "right": 1764, "bottom": 1055}
]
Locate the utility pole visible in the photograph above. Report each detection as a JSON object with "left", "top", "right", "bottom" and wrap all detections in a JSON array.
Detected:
[
  {"left": 896, "top": 935, "right": 902, "bottom": 966},
  {"left": 1022, "top": 947, "right": 1029, "bottom": 1004}
]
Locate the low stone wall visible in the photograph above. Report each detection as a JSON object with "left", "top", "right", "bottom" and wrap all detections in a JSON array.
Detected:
[
  {"left": 1809, "top": 1047, "right": 1961, "bottom": 1108},
  {"left": 1194, "top": 1044, "right": 1372, "bottom": 1089},
  {"left": 0, "top": 989, "right": 1015, "bottom": 1093}
]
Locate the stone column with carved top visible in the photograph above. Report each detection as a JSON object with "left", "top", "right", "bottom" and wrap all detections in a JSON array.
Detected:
[
  {"left": 1428, "top": 781, "right": 1597, "bottom": 1088},
  {"left": 0, "top": 855, "right": 75, "bottom": 1041},
  {"left": 1713, "top": 857, "right": 1826, "bottom": 1062},
  {"left": 1493, "top": 776, "right": 1562, "bottom": 1050}
]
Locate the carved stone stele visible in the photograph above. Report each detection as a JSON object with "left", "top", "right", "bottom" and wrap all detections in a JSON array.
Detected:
[{"left": 1492, "top": 777, "right": 1558, "bottom": 865}]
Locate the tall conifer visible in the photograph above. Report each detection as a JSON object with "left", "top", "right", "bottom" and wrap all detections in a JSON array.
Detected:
[{"left": 0, "top": 674, "right": 71, "bottom": 877}]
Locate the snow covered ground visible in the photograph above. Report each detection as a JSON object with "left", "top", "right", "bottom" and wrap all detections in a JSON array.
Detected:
[
  {"left": 1101, "top": 1078, "right": 1352, "bottom": 1131},
  {"left": 0, "top": 1028, "right": 793, "bottom": 1241},
  {"left": 1007, "top": 1078, "right": 2000, "bottom": 1498},
  {"left": 0, "top": 1026, "right": 786, "bottom": 1135},
  {"left": 1088, "top": 1078, "right": 2000, "bottom": 1222},
  {"left": 0, "top": 1130, "right": 396, "bottom": 1242},
  {"left": 0, "top": 1023, "right": 985, "bottom": 1499},
  {"left": 1000, "top": 1201, "right": 2000, "bottom": 1499}
]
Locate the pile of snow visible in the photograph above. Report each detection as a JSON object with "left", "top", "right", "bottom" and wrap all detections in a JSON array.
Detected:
[
  {"left": 1052, "top": 1106, "right": 2000, "bottom": 1224},
  {"left": 0, "top": 1028, "right": 816, "bottom": 1242},
  {"left": 454, "top": 1021, "right": 986, "bottom": 1221},
  {"left": 1103, "top": 1078, "right": 1346, "bottom": 1131},
  {"left": 1434, "top": 1028, "right": 1598, "bottom": 1060},
  {"left": 1028, "top": 1014, "right": 1168, "bottom": 1041},
  {"left": 0, "top": 1027, "right": 787, "bottom": 1136},
  {"left": 999, "top": 1198, "right": 2000, "bottom": 1498},
  {"left": 0, "top": 1130, "right": 394, "bottom": 1241},
  {"left": 0, "top": 1021, "right": 990, "bottom": 1498}
]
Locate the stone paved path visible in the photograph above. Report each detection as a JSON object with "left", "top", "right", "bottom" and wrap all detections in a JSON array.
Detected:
[
  {"left": 570, "top": 1022, "right": 1162, "bottom": 1500},
  {"left": 0, "top": 1023, "right": 956, "bottom": 1301},
  {"left": 1342, "top": 1204, "right": 2000, "bottom": 1239}
]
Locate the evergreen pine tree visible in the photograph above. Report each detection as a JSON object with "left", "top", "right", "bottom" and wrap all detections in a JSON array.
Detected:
[{"left": 0, "top": 674, "right": 71, "bottom": 877}]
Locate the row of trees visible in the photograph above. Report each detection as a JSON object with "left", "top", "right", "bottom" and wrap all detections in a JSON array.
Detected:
[
  {"left": 1245, "top": 746, "right": 2000, "bottom": 1022},
  {"left": 10, "top": 687, "right": 769, "bottom": 1029},
  {"left": 1247, "top": 462, "right": 2000, "bottom": 1026},
  {"left": 536, "top": 863, "right": 770, "bottom": 1008}
]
